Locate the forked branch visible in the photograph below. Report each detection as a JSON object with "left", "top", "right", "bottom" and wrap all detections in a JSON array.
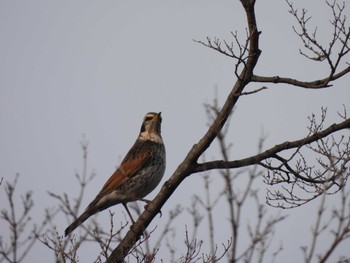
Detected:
[{"left": 252, "top": 0, "right": 350, "bottom": 89}]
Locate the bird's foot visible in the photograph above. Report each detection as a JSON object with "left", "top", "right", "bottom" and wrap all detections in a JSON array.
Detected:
[{"left": 140, "top": 199, "right": 162, "bottom": 218}]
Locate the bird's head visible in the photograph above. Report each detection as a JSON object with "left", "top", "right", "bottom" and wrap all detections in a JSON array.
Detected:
[{"left": 139, "top": 112, "right": 163, "bottom": 142}]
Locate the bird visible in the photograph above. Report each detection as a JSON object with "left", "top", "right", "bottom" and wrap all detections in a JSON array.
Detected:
[{"left": 65, "top": 112, "right": 166, "bottom": 236}]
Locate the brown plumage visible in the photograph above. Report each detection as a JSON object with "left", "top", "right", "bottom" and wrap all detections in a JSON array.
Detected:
[{"left": 65, "top": 112, "right": 166, "bottom": 236}]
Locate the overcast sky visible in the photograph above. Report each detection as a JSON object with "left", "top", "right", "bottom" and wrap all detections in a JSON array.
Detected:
[{"left": 1, "top": 1, "right": 349, "bottom": 262}]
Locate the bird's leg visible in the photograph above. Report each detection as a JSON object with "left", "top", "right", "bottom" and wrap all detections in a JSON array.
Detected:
[
  {"left": 122, "top": 203, "right": 136, "bottom": 225},
  {"left": 123, "top": 203, "right": 147, "bottom": 238}
]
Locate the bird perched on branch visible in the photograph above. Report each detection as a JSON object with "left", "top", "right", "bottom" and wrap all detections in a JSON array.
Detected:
[{"left": 65, "top": 112, "right": 166, "bottom": 236}]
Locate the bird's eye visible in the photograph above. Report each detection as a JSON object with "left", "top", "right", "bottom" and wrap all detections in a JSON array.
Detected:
[{"left": 144, "top": 115, "right": 154, "bottom": 122}]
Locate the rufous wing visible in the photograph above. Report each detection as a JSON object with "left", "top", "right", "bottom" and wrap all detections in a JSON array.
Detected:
[{"left": 100, "top": 148, "right": 152, "bottom": 195}]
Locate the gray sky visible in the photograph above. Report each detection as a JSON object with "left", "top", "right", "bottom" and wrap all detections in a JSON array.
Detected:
[{"left": 1, "top": 1, "right": 349, "bottom": 262}]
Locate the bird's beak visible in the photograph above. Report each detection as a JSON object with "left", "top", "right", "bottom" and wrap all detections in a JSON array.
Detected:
[
  {"left": 153, "top": 112, "right": 161, "bottom": 120},
  {"left": 156, "top": 112, "right": 162, "bottom": 122}
]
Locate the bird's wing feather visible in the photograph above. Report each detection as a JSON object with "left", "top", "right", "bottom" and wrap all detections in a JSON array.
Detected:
[
  {"left": 65, "top": 149, "right": 152, "bottom": 236},
  {"left": 100, "top": 143, "right": 152, "bottom": 195}
]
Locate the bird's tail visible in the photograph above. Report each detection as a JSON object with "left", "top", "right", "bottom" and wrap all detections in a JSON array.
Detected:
[{"left": 65, "top": 209, "right": 95, "bottom": 236}]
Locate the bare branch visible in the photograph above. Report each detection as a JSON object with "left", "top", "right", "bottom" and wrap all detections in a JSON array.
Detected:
[
  {"left": 251, "top": 65, "right": 350, "bottom": 89},
  {"left": 0, "top": 174, "right": 55, "bottom": 263},
  {"left": 193, "top": 117, "right": 350, "bottom": 173}
]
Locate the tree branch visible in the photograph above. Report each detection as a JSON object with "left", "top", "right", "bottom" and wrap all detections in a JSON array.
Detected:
[
  {"left": 105, "top": 1, "right": 262, "bottom": 262},
  {"left": 251, "top": 65, "right": 350, "bottom": 89},
  {"left": 193, "top": 117, "right": 350, "bottom": 173}
]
